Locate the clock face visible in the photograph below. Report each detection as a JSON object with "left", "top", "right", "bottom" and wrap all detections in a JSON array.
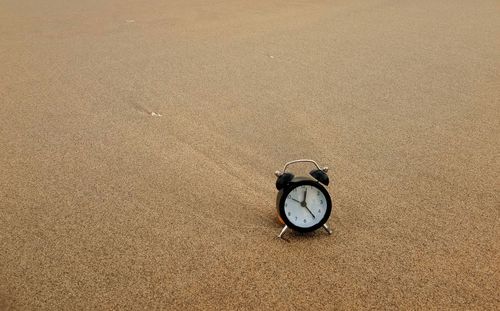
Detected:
[{"left": 282, "top": 183, "right": 330, "bottom": 230}]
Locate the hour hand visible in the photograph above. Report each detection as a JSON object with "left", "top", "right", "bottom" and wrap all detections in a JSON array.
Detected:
[{"left": 289, "top": 196, "right": 301, "bottom": 203}]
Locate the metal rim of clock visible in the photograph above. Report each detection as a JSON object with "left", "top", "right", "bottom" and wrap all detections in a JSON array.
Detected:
[{"left": 278, "top": 179, "right": 332, "bottom": 233}]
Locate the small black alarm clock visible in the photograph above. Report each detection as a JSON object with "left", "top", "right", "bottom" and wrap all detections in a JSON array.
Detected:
[{"left": 274, "top": 159, "right": 333, "bottom": 239}]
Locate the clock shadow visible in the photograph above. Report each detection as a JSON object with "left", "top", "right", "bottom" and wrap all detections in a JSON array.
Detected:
[{"left": 294, "top": 231, "right": 330, "bottom": 239}]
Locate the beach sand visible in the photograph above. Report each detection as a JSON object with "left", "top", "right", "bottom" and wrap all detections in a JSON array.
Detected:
[{"left": 1, "top": 0, "right": 499, "bottom": 309}]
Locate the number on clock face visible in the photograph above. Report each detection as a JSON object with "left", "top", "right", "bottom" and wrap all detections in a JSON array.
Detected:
[{"left": 283, "top": 184, "right": 327, "bottom": 228}]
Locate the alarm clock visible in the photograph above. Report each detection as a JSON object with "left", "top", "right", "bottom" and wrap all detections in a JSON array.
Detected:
[{"left": 274, "top": 159, "right": 333, "bottom": 239}]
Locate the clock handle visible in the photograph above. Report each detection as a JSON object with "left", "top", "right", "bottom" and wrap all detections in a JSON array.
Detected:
[{"left": 280, "top": 159, "right": 328, "bottom": 174}]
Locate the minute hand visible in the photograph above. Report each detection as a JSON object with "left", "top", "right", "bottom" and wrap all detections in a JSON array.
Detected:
[
  {"left": 304, "top": 206, "right": 316, "bottom": 219},
  {"left": 302, "top": 188, "right": 315, "bottom": 219}
]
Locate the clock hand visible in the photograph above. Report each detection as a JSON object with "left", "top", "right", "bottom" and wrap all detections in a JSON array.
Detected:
[
  {"left": 289, "top": 197, "right": 301, "bottom": 204},
  {"left": 304, "top": 205, "right": 316, "bottom": 219},
  {"left": 301, "top": 188, "right": 315, "bottom": 219}
]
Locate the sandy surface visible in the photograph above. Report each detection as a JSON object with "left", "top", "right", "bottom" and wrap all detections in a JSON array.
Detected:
[{"left": 1, "top": 0, "right": 499, "bottom": 309}]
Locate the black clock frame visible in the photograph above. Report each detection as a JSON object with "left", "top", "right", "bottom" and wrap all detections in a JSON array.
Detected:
[{"left": 276, "top": 178, "right": 332, "bottom": 233}]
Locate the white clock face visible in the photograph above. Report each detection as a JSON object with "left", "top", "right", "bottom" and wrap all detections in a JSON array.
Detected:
[{"left": 284, "top": 185, "right": 328, "bottom": 228}]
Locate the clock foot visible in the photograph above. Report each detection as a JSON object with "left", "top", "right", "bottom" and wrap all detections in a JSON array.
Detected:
[
  {"left": 323, "top": 223, "right": 332, "bottom": 235},
  {"left": 277, "top": 225, "right": 288, "bottom": 239}
]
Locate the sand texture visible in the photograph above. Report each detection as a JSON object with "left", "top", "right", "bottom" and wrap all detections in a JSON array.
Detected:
[{"left": 1, "top": 0, "right": 499, "bottom": 309}]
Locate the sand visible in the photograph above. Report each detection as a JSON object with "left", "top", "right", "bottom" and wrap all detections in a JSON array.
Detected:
[{"left": 1, "top": 0, "right": 499, "bottom": 309}]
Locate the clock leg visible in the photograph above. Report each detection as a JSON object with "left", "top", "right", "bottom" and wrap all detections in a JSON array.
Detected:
[
  {"left": 323, "top": 223, "right": 332, "bottom": 235},
  {"left": 277, "top": 225, "right": 288, "bottom": 239}
]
